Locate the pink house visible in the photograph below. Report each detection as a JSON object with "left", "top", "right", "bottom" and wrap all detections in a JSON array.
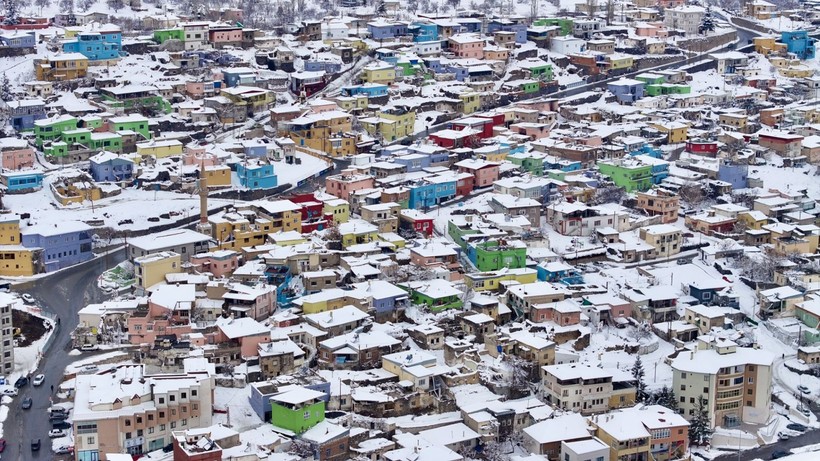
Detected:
[
  {"left": 635, "top": 22, "right": 669, "bottom": 38},
  {"left": 127, "top": 284, "right": 196, "bottom": 345},
  {"left": 448, "top": 34, "right": 485, "bottom": 59},
  {"left": 530, "top": 302, "right": 581, "bottom": 326},
  {"left": 325, "top": 170, "right": 375, "bottom": 199},
  {"left": 222, "top": 282, "right": 276, "bottom": 320},
  {"left": 208, "top": 27, "right": 243, "bottom": 47},
  {"left": 190, "top": 250, "right": 239, "bottom": 277},
  {"left": 182, "top": 146, "right": 220, "bottom": 166},
  {"left": 306, "top": 99, "right": 340, "bottom": 113},
  {"left": 455, "top": 158, "right": 500, "bottom": 188},
  {"left": 214, "top": 316, "right": 272, "bottom": 358},
  {"left": 409, "top": 241, "right": 463, "bottom": 280},
  {"left": 0, "top": 139, "right": 35, "bottom": 170},
  {"left": 510, "top": 122, "right": 552, "bottom": 140}
]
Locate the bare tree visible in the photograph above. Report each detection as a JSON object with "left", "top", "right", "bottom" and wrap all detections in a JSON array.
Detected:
[
  {"left": 585, "top": 0, "right": 597, "bottom": 18},
  {"left": 678, "top": 183, "right": 706, "bottom": 210},
  {"left": 605, "top": 0, "right": 615, "bottom": 25}
]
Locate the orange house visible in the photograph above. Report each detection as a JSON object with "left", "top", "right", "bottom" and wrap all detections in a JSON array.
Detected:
[
  {"left": 325, "top": 170, "right": 375, "bottom": 199},
  {"left": 127, "top": 284, "right": 195, "bottom": 345}
]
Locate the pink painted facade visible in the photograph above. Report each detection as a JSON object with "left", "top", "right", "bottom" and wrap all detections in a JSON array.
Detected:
[
  {"left": 127, "top": 301, "right": 193, "bottom": 345},
  {"left": 510, "top": 123, "right": 552, "bottom": 140},
  {"left": 448, "top": 35, "right": 485, "bottom": 59},
  {"left": 1, "top": 147, "right": 35, "bottom": 170},
  {"left": 190, "top": 251, "right": 239, "bottom": 277},
  {"left": 325, "top": 171, "right": 375, "bottom": 199},
  {"left": 530, "top": 305, "right": 581, "bottom": 326},
  {"left": 456, "top": 162, "right": 499, "bottom": 188},
  {"left": 224, "top": 285, "right": 276, "bottom": 320},
  {"left": 214, "top": 327, "right": 271, "bottom": 357},
  {"left": 182, "top": 147, "right": 220, "bottom": 167},
  {"left": 208, "top": 28, "right": 242, "bottom": 45}
]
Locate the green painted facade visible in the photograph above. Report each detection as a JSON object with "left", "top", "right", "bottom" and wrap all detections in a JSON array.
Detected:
[
  {"left": 110, "top": 116, "right": 151, "bottom": 139},
  {"left": 528, "top": 64, "right": 553, "bottom": 81},
  {"left": 271, "top": 399, "right": 325, "bottom": 434},
  {"left": 396, "top": 61, "right": 420, "bottom": 76},
  {"left": 507, "top": 152, "right": 543, "bottom": 176},
  {"left": 473, "top": 240, "right": 527, "bottom": 271},
  {"left": 35, "top": 116, "right": 78, "bottom": 147},
  {"left": 101, "top": 94, "right": 173, "bottom": 114},
  {"left": 533, "top": 18, "right": 573, "bottom": 36},
  {"left": 153, "top": 28, "right": 184, "bottom": 44},
  {"left": 403, "top": 287, "right": 462, "bottom": 312},
  {"left": 48, "top": 129, "right": 123, "bottom": 157},
  {"left": 447, "top": 220, "right": 480, "bottom": 249},
  {"left": 635, "top": 75, "right": 665, "bottom": 85},
  {"left": 645, "top": 84, "right": 691, "bottom": 97},
  {"left": 597, "top": 162, "right": 653, "bottom": 192}
]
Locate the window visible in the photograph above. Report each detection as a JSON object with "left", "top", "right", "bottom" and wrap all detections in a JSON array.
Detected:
[
  {"left": 170, "top": 422, "right": 176, "bottom": 429},
  {"left": 87, "top": 437, "right": 95, "bottom": 445}
]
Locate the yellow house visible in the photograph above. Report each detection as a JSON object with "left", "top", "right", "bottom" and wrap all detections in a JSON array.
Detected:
[
  {"left": 339, "top": 219, "right": 379, "bottom": 248},
  {"left": 136, "top": 139, "right": 184, "bottom": 158},
  {"left": 34, "top": 53, "right": 89, "bottom": 81},
  {"left": 754, "top": 36, "right": 787, "bottom": 55},
  {"left": 295, "top": 288, "right": 371, "bottom": 314},
  {"left": 203, "top": 165, "right": 232, "bottom": 187},
  {"left": 459, "top": 92, "right": 480, "bottom": 114},
  {"left": 52, "top": 182, "right": 103, "bottom": 206},
  {"left": 133, "top": 251, "right": 181, "bottom": 290},
  {"left": 0, "top": 215, "right": 41, "bottom": 276},
  {"left": 0, "top": 215, "right": 21, "bottom": 245},
  {"left": 331, "top": 95, "right": 368, "bottom": 112},
  {"left": 592, "top": 413, "right": 651, "bottom": 461},
  {"left": 255, "top": 200, "right": 303, "bottom": 233},
  {"left": 361, "top": 61, "right": 397, "bottom": 84},
  {"left": 210, "top": 213, "right": 274, "bottom": 250},
  {"left": 222, "top": 86, "right": 271, "bottom": 114},
  {"left": 651, "top": 121, "right": 688, "bottom": 144},
  {"left": 737, "top": 211, "right": 768, "bottom": 230},
  {"left": 377, "top": 232, "right": 405, "bottom": 248},
  {"left": 283, "top": 110, "right": 357, "bottom": 157},
  {"left": 779, "top": 65, "right": 813, "bottom": 78},
  {"left": 607, "top": 53, "right": 634, "bottom": 71},
  {"left": 464, "top": 268, "right": 538, "bottom": 292},
  {"left": 719, "top": 112, "right": 748, "bottom": 131},
  {"left": 323, "top": 198, "right": 350, "bottom": 224},
  {"left": 268, "top": 230, "right": 308, "bottom": 246},
  {"left": 361, "top": 109, "right": 415, "bottom": 143}
]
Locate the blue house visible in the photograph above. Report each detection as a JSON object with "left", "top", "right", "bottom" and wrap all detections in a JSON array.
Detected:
[
  {"left": 543, "top": 156, "right": 582, "bottom": 172},
  {"left": 375, "top": 48, "right": 399, "bottom": 64},
  {"left": 1, "top": 170, "right": 44, "bottom": 193},
  {"left": 445, "top": 64, "right": 469, "bottom": 81},
  {"left": 243, "top": 139, "right": 268, "bottom": 158},
  {"left": 237, "top": 160, "right": 278, "bottom": 190},
  {"left": 718, "top": 162, "right": 748, "bottom": 189},
  {"left": 424, "top": 58, "right": 444, "bottom": 73},
  {"left": 341, "top": 83, "right": 388, "bottom": 98},
  {"left": 0, "top": 31, "right": 35, "bottom": 49},
  {"left": 351, "top": 280, "right": 409, "bottom": 317},
  {"left": 487, "top": 20, "right": 527, "bottom": 43},
  {"left": 781, "top": 31, "right": 816, "bottom": 60},
  {"left": 537, "top": 261, "right": 584, "bottom": 285},
  {"left": 628, "top": 145, "right": 663, "bottom": 159},
  {"left": 367, "top": 21, "right": 407, "bottom": 40},
  {"left": 394, "top": 153, "right": 431, "bottom": 172},
  {"left": 249, "top": 379, "right": 330, "bottom": 422},
  {"left": 21, "top": 221, "right": 93, "bottom": 272},
  {"left": 686, "top": 280, "right": 739, "bottom": 308},
  {"left": 89, "top": 151, "right": 134, "bottom": 182},
  {"left": 62, "top": 25, "right": 123, "bottom": 61},
  {"left": 305, "top": 59, "right": 342, "bottom": 74},
  {"left": 6, "top": 98, "right": 46, "bottom": 132},
  {"left": 635, "top": 155, "right": 669, "bottom": 185},
  {"left": 607, "top": 78, "right": 645, "bottom": 104},
  {"left": 222, "top": 67, "right": 258, "bottom": 87},
  {"left": 455, "top": 18, "right": 482, "bottom": 33},
  {"left": 407, "top": 177, "right": 456, "bottom": 209},
  {"left": 409, "top": 22, "right": 438, "bottom": 42}
]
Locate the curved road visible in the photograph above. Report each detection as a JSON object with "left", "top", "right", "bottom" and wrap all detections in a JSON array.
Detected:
[{"left": 4, "top": 248, "right": 125, "bottom": 461}]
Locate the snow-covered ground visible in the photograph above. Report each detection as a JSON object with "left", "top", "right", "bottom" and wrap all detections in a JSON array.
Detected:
[{"left": 212, "top": 385, "right": 264, "bottom": 432}]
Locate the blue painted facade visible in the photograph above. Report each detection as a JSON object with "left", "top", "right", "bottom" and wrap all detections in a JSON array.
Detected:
[
  {"left": 222, "top": 69, "right": 257, "bottom": 87},
  {"left": 368, "top": 22, "right": 408, "bottom": 40},
  {"left": 409, "top": 23, "right": 439, "bottom": 42},
  {"left": 62, "top": 30, "right": 123, "bottom": 61},
  {"left": 243, "top": 142, "right": 268, "bottom": 158},
  {"left": 628, "top": 145, "right": 663, "bottom": 159},
  {"left": 89, "top": 154, "right": 134, "bottom": 182},
  {"left": 607, "top": 80, "right": 645, "bottom": 103},
  {"left": 22, "top": 223, "right": 93, "bottom": 272},
  {"left": 407, "top": 178, "right": 456, "bottom": 209},
  {"left": 718, "top": 162, "right": 749, "bottom": 189},
  {"left": 7, "top": 100, "right": 46, "bottom": 132},
  {"left": 446, "top": 64, "right": 469, "bottom": 81},
  {"left": 237, "top": 162, "right": 278, "bottom": 190},
  {"left": 249, "top": 381, "right": 330, "bottom": 422},
  {"left": 487, "top": 21, "right": 527, "bottom": 43},
  {"left": 543, "top": 158, "right": 582, "bottom": 172},
  {"left": 1, "top": 171, "right": 43, "bottom": 193},
  {"left": 375, "top": 49, "right": 398, "bottom": 64},
  {"left": 455, "top": 19, "right": 481, "bottom": 33},
  {"left": 341, "top": 84, "right": 389, "bottom": 97},
  {"left": 782, "top": 31, "right": 816, "bottom": 60},
  {"left": 424, "top": 58, "right": 443, "bottom": 73},
  {"left": 0, "top": 31, "right": 35, "bottom": 48},
  {"left": 394, "top": 154, "right": 431, "bottom": 172},
  {"left": 305, "top": 60, "right": 342, "bottom": 74},
  {"left": 536, "top": 262, "right": 584, "bottom": 285}
]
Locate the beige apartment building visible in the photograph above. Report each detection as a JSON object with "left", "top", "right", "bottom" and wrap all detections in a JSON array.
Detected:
[
  {"left": 541, "top": 363, "right": 636, "bottom": 415},
  {"left": 72, "top": 359, "right": 215, "bottom": 461},
  {"left": 671, "top": 337, "right": 773, "bottom": 428},
  {"left": 639, "top": 224, "right": 682, "bottom": 258}
]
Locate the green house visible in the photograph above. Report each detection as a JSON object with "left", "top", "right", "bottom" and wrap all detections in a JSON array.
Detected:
[
  {"left": 533, "top": 18, "right": 573, "bottom": 36},
  {"left": 396, "top": 60, "right": 420, "bottom": 77},
  {"left": 597, "top": 160, "right": 653, "bottom": 192},
  {"left": 448, "top": 219, "right": 481, "bottom": 249},
  {"left": 400, "top": 279, "right": 463, "bottom": 312},
  {"left": 471, "top": 240, "right": 527, "bottom": 271},
  {"left": 634, "top": 73, "right": 665, "bottom": 86},
  {"left": 507, "top": 152, "right": 544, "bottom": 176},
  {"left": 153, "top": 28, "right": 184, "bottom": 44},
  {"left": 109, "top": 114, "right": 151, "bottom": 140},
  {"left": 35, "top": 115, "right": 78, "bottom": 147},
  {"left": 48, "top": 129, "right": 123, "bottom": 157},
  {"left": 645, "top": 83, "right": 691, "bottom": 97},
  {"left": 270, "top": 387, "right": 326, "bottom": 434}
]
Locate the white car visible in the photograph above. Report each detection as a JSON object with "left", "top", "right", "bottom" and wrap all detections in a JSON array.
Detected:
[
  {"left": 32, "top": 374, "right": 45, "bottom": 387},
  {"left": 80, "top": 344, "right": 99, "bottom": 352},
  {"left": 48, "top": 429, "right": 66, "bottom": 438},
  {"left": 21, "top": 294, "right": 35, "bottom": 304},
  {"left": 0, "top": 387, "right": 17, "bottom": 396}
]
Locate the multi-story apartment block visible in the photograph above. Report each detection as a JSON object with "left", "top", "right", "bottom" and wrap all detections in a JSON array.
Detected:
[
  {"left": 541, "top": 363, "right": 636, "bottom": 415},
  {"left": 672, "top": 337, "right": 773, "bottom": 428},
  {"left": 636, "top": 189, "right": 680, "bottom": 224},
  {"left": 72, "top": 360, "right": 215, "bottom": 460},
  {"left": 0, "top": 295, "right": 13, "bottom": 374}
]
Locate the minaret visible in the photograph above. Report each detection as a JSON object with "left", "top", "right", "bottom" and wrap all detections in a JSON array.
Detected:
[{"left": 196, "top": 155, "right": 212, "bottom": 236}]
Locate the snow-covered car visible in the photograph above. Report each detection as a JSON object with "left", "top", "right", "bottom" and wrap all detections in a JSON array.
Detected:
[
  {"left": 778, "top": 432, "right": 790, "bottom": 441},
  {"left": 80, "top": 344, "right": 99, "bottom": 352},
  {"left": 798, "top": 385, "right": 811, "bottom": 394},
  {"left": 48, "top": 429, "right": 66, "bottom": 438},
  {"left": 21, "top": 294, "right": 35, "bottom": 304},
  {"left": 32, "top": 374, "right": 45, "bottom": 387},
  {"left": 0, "top": 387, "right": 17, "bottom": 397},
  {"left": 53, "top": 445, "right": 73, "bottom": 454}
]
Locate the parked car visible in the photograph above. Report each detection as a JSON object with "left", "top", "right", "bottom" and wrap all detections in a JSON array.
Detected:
[
  {"left": 21, "top": 294, "right": 35, "bottom": 304},
  {"left": 0, "top": 387, "right": 17, "bottom": 396},
  {"left": 798, "top": 384, "right": 811, "bottom": 394},
  {"left": 48, "top": 429, "right": 66, "bottom": 438},
  {"left": 51, "top": 421, "right": 71, "bottom": 430},
  {"left": 0, "top": 438, "right": 6, "bottom": 452},
  {"left": 772, "top": 451, "right": 791, "bottom": 459},
  {"left": 14, "top": 376, "right": 28, "bottom": 388},
  {"left": 54, "top": 445, "right": 73, "bottom": 454},
  {"left": 79, "top": 364, "right": 99, "bottom": 374},
  {"left": 786, "top": 423, "right": 807, "bottom": 432},
  {"left": 49, "top": 413, "right": 68, "bottom": 422},
  {"left": 31, "top": 439, "right": 40, "bottom": 451},
  {"left": 32, "top": 374, "right": 45, "bottom": 386},
  {"left": 777, "top": 431, "right": 790, "bottom": 441},
  {"left": 22, "top": 396, "right": 32, "bottom": 409},
  {"left": 49, "top": 406, "right": 67, "bottom": 415},
  {"left": 80, "top": 344, "right": 99, "bottom": 351}
]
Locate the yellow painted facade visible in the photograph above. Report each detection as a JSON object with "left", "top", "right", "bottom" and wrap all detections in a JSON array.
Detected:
[
  {"left": 652, "top": 122, "right": 688, "bottom": 144},
  {"left": 0, "top": 248, "right": 39, "bottom": 276},
  {"left": 460, "top": 93, "right": 480, "bottom": 114},
  {"left": 34, "top": 55, "right": 89, "bottom": 81},
  {"left": 323, "top": 200, "right": 350, "bottom": 224},
  {"left": 204, "top": 165, "right": 232, "bottom": 187},
  {"left": 134, "top": 252, "right": 182, "bottom": 290},
  {"left": 607, "top": 55, "right": 634, "bottom": 70},
  {"left": 136, "top": 141, "right": 184, "bottom": 159},
  {"left": 362, "top": 66, "right": 397, "bottom": 84},
  {"left": 211, "top": 217, "right": 274, "bottom": 251},
  {"left": 464, "top": 268, "right": 538, "bottom": 292},
  {"left": 341, "top": 229, "right": 378, "bottom": 248},
  {"left": 52, "top": 183, "right": 103, "bottom": 206}
]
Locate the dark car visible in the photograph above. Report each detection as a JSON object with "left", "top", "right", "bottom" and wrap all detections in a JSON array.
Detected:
[
  {"left": 0, "top": 438, "right": 6, "bottom": 452},
  {"left": 22, "top": 396, "right": 32, "bottom": 409},
  {"left": 51, "top": 421, "right": 71, "bottom": 430},
  {"left": 49, "top": 413, "right": 68, "bottom": 421},
  {"left": 786, "top": 423, "right": 807, "bottom": 432},
  {"left": 772, "top": 451, "right": 791, "bottom": 459},
  {"left": 14, "top": 376, "right": 28, "bottom": 388},
  {"left": 31, "top": 439, "right": 40, "bottom": 451}
]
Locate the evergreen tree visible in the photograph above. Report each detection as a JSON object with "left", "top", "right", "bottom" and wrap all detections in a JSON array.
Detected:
[
  {"left": 1, "top": 74, "right": 11, "bottom": 102},
  {"left": 699, "top": 6, "right": 715, "bottom": 35},
  {"left": 631, "top": 355, "right": 647, "bottom": 402},
  {"left": 3, "top": 0, "right": 20, "bottom": 26},
  {"left": 375, "top": 0, "right": 386, "bottom": 15},
  {"left": 689, "top": 395, "right": 713, "bottom": 446},
  {"left": 651, "top": 385, "right": 679, "bottom": 411}
]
